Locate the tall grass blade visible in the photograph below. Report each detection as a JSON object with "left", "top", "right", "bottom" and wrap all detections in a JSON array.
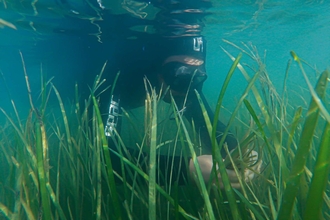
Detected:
[
  {"left": 285, "top": 107, "right": 303, "bottom": 156},
  {"left": 218, "top": 67, "right": 261, "bottom": 217},
  {"left": 222, "top": 45, "right": 289, "bottom": 184},
  {"left": 0, "top": 202, "right": 13, "bottom": 219},
  {"left": 0, "top": 109, "right": 37, "bottom": 167},
  {"left": 243, "top": 99, "right": 271, "bottom": 152},
  {"left": 291, "top": 51, "right": 330, "bottom": 123},
  {"left": 148, "top": 89, "right": 157, "bottom": 220},
  {"left": 194, "top": 53, "right": 242, "bottom": 219},
  {"left": 92, "top": 95, "right": 122, "bottom": 220},
  {"left": 20, "top": 196, "right": 36, "bottom": 220},
  {"left": 35, "top": 120, "right": 52, "bottom": 220},
  {"left": 46, "top": 183, "right": 67, "bottom": 220},
  {"left": 197, "top": 55, "right": 261, "bottom": 219},
  {"left": 277, "top": 68, "right": 329, "bottom": 220},
  {"left": 52, "top": 85, "right": 73, "bottom": 152},
  {"left": 95, "top": 112, "right": 102, "bottom": 220},
  {"left": 109, "top": 149, "right": 195, "bottom": 220},
  {"left": 268, "top": 188, "right": 277, "bottom": 219},
  {"left": 304, "top": 72, "right": 330, "bottom": 219},
  {"left": 212, "top": 52, "right": 242, "bottom": 148},
  {"left": 233, "top": 189, "right": 266, "bottom": 220},
  {"left": 194, "top": 91, "right": 240, "bottom": 219},
  {"left": 170, "top": 95, "right": 216, "bottom": 219}
]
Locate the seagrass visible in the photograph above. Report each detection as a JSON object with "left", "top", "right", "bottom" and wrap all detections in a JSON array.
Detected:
[{"left": 0, "top": 45, "right": 329, "bottom": 219}]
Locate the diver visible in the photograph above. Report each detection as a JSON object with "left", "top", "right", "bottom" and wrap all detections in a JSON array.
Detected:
[{"left": 98, "top": 0, "right": 260, "bottom": 187}]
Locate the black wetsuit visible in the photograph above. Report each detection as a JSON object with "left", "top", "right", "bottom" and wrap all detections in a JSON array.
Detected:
[{"left": 83, "top": 0, "right": 239, "bottom": 185}]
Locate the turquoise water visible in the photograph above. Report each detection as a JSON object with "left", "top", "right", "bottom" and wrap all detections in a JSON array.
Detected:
[
  {"left": 203, "top": 1, "right": 330, "bottom": 111},
  {"left": 0, "top": 0, "right": 329, "bottom": 118},
  {"left": 0, "top": 0, "right": 330, "bottom": 216}
]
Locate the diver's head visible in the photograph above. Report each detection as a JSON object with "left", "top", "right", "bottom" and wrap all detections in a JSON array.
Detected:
[{"left": 161, "top": 55, "right": 207, "bottom": 94}]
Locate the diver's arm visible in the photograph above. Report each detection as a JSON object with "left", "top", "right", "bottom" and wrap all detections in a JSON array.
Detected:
[
  {"left": 189, "top": 152, "right": 261, "bottom": 188},
  {"left": 183, "top": 91, "right": 262, "bottom": 188}
]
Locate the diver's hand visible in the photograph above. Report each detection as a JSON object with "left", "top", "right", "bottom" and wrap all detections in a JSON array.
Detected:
[{"left": 189, "top": 151, "right": 261, "bottom": 189}]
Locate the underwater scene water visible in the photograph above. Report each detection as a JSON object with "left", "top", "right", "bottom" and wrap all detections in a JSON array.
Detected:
[{"left": 0, "top": 0, "right": 330, "bottom": 219}]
